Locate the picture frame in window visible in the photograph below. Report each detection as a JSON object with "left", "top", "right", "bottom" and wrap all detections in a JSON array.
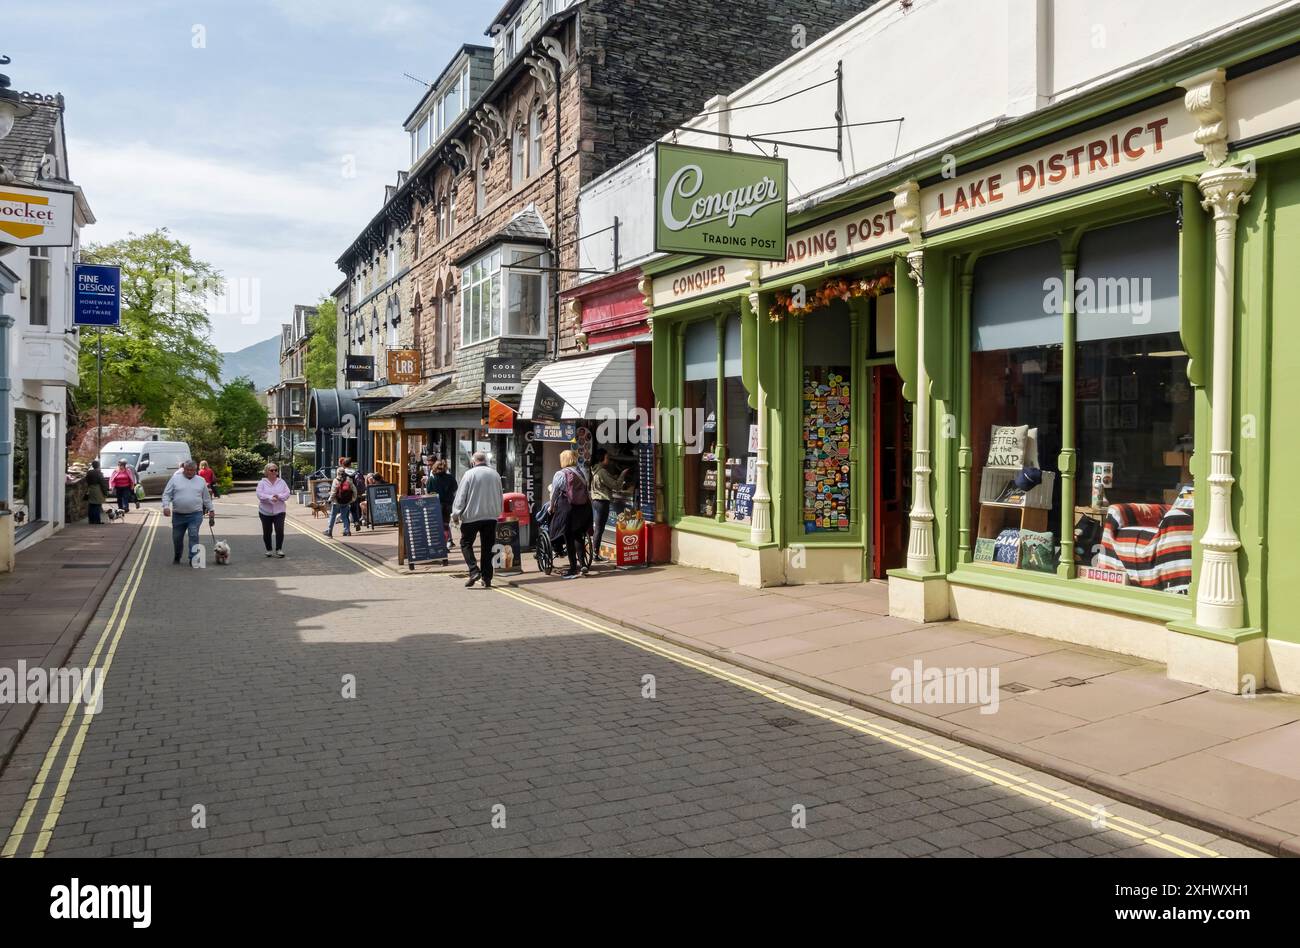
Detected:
[{"left": 1121, "top": 376, "right": 1138, "bottom": 401}]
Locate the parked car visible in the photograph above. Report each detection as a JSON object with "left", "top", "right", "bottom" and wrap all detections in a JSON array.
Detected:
[{"left": 98, "top": 440, "right": 193, "bottom": 497}]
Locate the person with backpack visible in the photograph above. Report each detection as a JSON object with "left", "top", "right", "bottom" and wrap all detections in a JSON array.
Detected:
[
  {"left": 451, "top": 451, "right": 503, "bottom": 588},
  {"left": 325, "top": 467, "right": 357, "bottom": 538},
  {"left": 549, "top": 449, "right": 593, "bottom": 579}
]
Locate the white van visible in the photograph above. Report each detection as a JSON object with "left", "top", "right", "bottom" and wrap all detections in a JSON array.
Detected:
[{"left": 99, "top": 440, "right": 193, "bottom": 497}]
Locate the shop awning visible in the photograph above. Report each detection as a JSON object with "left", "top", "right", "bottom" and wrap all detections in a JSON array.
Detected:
[{"left": 518, "top": 350, "right": 636, "bottom": 421}]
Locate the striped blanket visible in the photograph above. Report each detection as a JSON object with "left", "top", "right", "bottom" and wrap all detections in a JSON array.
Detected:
[{"left": 1097, "top": 503, "right": 1193, "bottom": 594}]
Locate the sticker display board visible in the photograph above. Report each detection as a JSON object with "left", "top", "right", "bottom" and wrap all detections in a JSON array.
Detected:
[
  {"left": 367, "top": 483, "right": 398, "bottom": 527},
  {"left": 400, "top": 495, "right": 449, "bottom": 567},
  {"left": 802, "top": 368, "right": 851, "bottom": 531},
  {"left": 494, "top": 519, "right": 523, "bottom": 574},
  {"left": 637, "top": 438, "right": 656, "bottom": 519}
]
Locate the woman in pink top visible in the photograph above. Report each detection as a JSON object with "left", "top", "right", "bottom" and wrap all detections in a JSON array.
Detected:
[{"left": 255, "top": 462, "right": 292, "bottom": 558}]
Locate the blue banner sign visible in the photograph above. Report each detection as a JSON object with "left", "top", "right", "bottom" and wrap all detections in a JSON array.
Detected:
[{"left": 73, "top": 264, "right": 122, "bottom": 327}]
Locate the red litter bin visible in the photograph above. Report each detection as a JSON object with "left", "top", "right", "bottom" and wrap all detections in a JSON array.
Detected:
[{"left": 502, "top": 492, "right": 531, "bottom": 546}]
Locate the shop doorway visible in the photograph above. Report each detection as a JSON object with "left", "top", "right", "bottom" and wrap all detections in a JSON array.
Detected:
[{"left": 871, "top": 366, "right": 911, "bottom": 578}]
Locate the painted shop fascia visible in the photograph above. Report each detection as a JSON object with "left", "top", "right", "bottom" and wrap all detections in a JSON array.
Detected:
[{"left": 645, "top": 23, "right": 1300, "bottom": 695}]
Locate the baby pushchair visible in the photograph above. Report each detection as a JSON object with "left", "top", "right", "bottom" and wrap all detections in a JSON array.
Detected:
[{"left": 532, "top": 500, "right": 593, "bottom": 575}]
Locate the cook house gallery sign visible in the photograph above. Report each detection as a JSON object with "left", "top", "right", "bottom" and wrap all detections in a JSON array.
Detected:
[{"left": 655, "top": 143, "right": 788, "bottom": 262}]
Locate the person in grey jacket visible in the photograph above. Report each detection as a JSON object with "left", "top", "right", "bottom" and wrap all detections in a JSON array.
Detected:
[
  {"left": 451, "top": 451, "right": 503, "bottom": 588},
  {"left": 161, "top": 461, "right": 215, "bottom": 565}
]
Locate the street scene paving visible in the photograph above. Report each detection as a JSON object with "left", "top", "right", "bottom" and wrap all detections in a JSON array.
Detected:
[{"left": 0, "top": 501, "right": 1263, "bottom": 858}]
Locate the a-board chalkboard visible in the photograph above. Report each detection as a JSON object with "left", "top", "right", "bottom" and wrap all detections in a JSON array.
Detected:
[
  {"left": 637, "top": 439, "right": 656, "bottom": 519},
  {"left": 494, "top": 519, "right": 522, "bottom": 574},
  {"left": 367, "top": 484, "right": 398, "bottom": 528},
  {"left": 400, "top": 495, "right": 449, "bottom": 569},
  {"left": 309, "top": 479, "right": 331, "bottom": 512}
]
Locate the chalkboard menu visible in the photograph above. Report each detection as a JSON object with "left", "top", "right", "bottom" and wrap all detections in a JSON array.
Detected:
[
  {"left": 367, "top": 484, "right": 398, "bottom": 527},
  {"left": 494, "top": 519, "right": 523, "bottom": 574},
  {"left": 310, "top": 479, "right": 331, "bottom": 508},
  {"left": 400, "top": 496, "right": 449, "bottom": 569},
  {"left": 637, "top": 439, "right": 656, "bottom": 519}
]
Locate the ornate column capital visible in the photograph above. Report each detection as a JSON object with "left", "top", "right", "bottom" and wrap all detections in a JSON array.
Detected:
[
  {"left": 906, "top": 248, "right": 924, "bottom": 287},
  {"left": 893, "top": 180, "right": 922, "bottom": 246},
  {"left": 1179, "top": 68, "right": 1228, "bottom": 167},
  {"left": 637, "top": 275, "right": 653, "bottom": 309},
  {"left": 1199, "top": 164, "right": 1255, "bottom": 221}
]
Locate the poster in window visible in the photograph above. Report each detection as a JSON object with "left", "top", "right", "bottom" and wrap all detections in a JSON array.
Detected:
[{"left": 802, "top": 368, "right": 850, "bottom": 532}]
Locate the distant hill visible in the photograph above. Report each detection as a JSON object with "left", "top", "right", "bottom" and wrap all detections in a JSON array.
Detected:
[{"left": 220, "top": 335, "right": 280, "bottom": 390}]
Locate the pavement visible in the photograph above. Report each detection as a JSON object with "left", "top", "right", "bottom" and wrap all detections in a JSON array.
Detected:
[
  {"left": 0, "top": 489, "right": 1266, "bottom": 857},
  {"left": 0, "top": 510, "right": 145, "bottom": 768},
  {"left": 273, "top": 496, "right": 1300, "bottom": 855}
]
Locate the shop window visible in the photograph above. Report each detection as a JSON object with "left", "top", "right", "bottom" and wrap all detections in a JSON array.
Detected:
[
  {"left": 681, "top": 315, "right": 754, "bottom": 523},
  {"left": 969, "top": 240, "right": 1063, "bottom": 572},
  {"left": 682, "top": 320, "right": 718, "bottom": 519},
  {"left": 1073, "top": 214, "right": 1190, "bottom": 594},
  {"left": 802, "top": 305, "right": 852, "bottom": 533}
]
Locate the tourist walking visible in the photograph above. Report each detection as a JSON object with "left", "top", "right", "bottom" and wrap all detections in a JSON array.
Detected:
[
  {"left": 425, "top": 459, "right": 457, "bottom": 545},
  {"left": 161, "top": 460, "right": 215, "bottom": 565},
  {"left": 256, "top": 462, "right": 291, "bottom": 557},
  {"left": 108, "top": 458, "right": 137, "bottom": 514},
  {"left": 550, "top": 449, "right": 593, "bottom": 579},
  {"left": 325, "top": 467, "right": 356, "bottom": 538},
  {"left": 85, "top": 460, "right": 108, "bottom": 525},
  {"left": 589, "top": 448, "right": 629, "bottom": 562},
  {"left": 451, "top": 451, "right": 503, "bottom": 588}
]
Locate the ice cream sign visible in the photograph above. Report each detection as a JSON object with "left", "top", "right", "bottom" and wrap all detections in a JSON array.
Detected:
[{"left": 0, "top": 183, "right": 75, "bottom": 247}]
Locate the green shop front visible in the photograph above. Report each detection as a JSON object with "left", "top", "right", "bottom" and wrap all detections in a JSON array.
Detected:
[{"left": 647, "top": 41, "right": 1300, "bottom": 695}]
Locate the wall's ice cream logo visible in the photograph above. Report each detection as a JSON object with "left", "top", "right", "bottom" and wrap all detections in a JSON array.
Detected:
[{"left": 0, "top": 184, "right": 74, "bottom": 246}]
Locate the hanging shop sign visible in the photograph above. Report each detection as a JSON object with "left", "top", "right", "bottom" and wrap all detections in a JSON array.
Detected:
[
  {"left": 655, "top": 143, "right": 787, "bottom": 262},
  {"left": 533, "top": 421, "right": 577, "bottom": 443},
  {"left": 345, "top": 354, "right": 375, "bottom": 382},
  {"left": 531, "top": 380, "right": 567, "bottom": 422},
  {"left": 387, "top": 348, "right": 420, "bottom": 385},
  {"left": 0, "top": 184, "right": 75, "bottom": 247},
  {"left": 484, "top": 357, "right": 522, "bottom": 398},
  {"left": 485, "top": 396, "right": 516, "bottom": 436},
  {"left": 72, "top": 264, "right": 121, "bottom": 327}
]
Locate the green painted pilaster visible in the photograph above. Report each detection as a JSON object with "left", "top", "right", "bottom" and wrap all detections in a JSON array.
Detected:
[
  {"left": 893, "top": 253, "right": 919, "bottom": 404},
  {"left": 957, "top": 263, "right": 975, "bottom": 564},
  {"left": 715, "top": 313, "right": 726, "bottom": 523},
  {"left": 1057, "top": 243, "right": 1079, "bottom": 580}
]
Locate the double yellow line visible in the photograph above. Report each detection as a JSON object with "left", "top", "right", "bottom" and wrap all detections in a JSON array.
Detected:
[
  {"left": 283, "top": 515, "right": 399, "bottom": 580},
  {"left": 3, "top": 511, "right": 161, "bottom": 858},
  {"left": 492, "top": 585, "right": 1221, "bottom": 859}
]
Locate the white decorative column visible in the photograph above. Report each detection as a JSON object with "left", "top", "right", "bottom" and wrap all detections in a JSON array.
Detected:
[
  {"left": 904, "top": 249, "right": 936, "bottom": 574},
  {"left": 1195, "top": 164, "right": 1254, "bottom": 630},
  {"left": 747, "top": 287, "right": 772, "bottom": 546}
]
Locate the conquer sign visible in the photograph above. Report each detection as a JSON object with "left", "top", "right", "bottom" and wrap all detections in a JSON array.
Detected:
[{"left": 655, "top": 143, "right": 787, "bottom": 262}]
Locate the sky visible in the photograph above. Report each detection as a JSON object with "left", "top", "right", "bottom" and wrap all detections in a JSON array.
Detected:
[{"left": 6, "top": 0, "right": 489, "bottom": 353}]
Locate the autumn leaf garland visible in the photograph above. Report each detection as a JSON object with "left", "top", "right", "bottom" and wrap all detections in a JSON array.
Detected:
[{"left": 768, "top": 273, "right": 893, "bottom": 322}]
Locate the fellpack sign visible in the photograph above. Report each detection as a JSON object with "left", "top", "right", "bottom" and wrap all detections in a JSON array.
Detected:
[{"left": 655, "top": 143, "right": 787, "bottom": 262}]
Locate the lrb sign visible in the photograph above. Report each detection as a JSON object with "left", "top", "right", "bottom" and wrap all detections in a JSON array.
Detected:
[{"left": 655, "top": 143, "right": 787, "bottom": 261}]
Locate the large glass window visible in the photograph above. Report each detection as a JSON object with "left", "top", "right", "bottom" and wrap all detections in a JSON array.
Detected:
[
  {"left": 460, "top": 246, "right": 547, "bottom": 346},
  {"left": 1073, "top": 214, "right": 1190, "bottom": 594},
  {"left": 969, "top": 241, "right": 1064, "bottom": 572},
  {"left": 680, "top": 314, "right": 754, "bottom": 523},
  {"left": 802, "top": 305, "right": 852, "bottom": 533}
]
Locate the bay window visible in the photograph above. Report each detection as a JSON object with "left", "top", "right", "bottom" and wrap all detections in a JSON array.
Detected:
[{"left": 460, "top": 244, "right": 548, "bottom": 347}]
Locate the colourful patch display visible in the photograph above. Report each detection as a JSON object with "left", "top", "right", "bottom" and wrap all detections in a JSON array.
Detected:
[{"left": 803, "top": 369, "right": 851, "bottom": 532}]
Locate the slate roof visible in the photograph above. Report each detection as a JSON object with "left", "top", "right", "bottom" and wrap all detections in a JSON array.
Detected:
[
  {"left": 452, "top": 208, "right": 551, "bottom": 265},
  {"left": 0, "top": 92, "right": 64, "bottom": 185}
]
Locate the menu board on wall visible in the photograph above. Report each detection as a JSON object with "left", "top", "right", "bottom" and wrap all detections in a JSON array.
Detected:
[
  {"left": 637, "top": 438, "right": 656, "bottom": 519},
  {"left": 803, "top": 369, "right": 851, "bottom": 531}
]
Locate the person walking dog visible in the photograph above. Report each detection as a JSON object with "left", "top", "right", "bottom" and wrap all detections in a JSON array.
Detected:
[
  {"left": 109, "top": 458, "right": 136, "bottom": 515},
  {"left": 325, "top": 467, "right": 356, "bottom": 538},
  {"left": 452, "top": 451, "right": 502, "bottom": 588},
  {"left": 256, "top": 462, "right": 292, "bottom": 557},
  {"left": 162, "top": 461, "right": 215, "bottom": 565},
  {"left": 85, "top": 460, "right": 108, "bottom": 525}
]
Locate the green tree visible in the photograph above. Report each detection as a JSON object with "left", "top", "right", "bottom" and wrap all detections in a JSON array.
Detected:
[
  {"left": 305, "top": 298, "right": 338, "bottom": 391},
  {"left": 214, "top": 376, "right": 269, "bottom": 447},
  {"left": 78, "top": 229, "right": 223, "bottom": 423},
  {"left": 164, "top": 397, "right": 226, "bottom": 471}
]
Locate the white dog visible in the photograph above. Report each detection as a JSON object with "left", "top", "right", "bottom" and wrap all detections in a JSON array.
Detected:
[{"left": 213, "top": 539, "right": 231, "bottom": 565}]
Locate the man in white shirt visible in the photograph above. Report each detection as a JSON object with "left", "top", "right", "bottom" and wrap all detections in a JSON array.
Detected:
[
  {"left": 162, "top": 460, "right": 215, "bottom": 565},
  {"left": 451, "top": 452, "right": 503, "bottom": 588}
]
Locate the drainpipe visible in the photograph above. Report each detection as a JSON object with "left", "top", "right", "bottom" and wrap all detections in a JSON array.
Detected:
[
  {"left": 0, "top": 310, "right": 11, "bottom": 510},
  {"left": 541, "top": 37, "right": 565, "bottom": 361}
]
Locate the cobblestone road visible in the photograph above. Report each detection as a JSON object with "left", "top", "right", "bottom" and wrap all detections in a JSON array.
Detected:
[{"left": 0, "top": 499, "right": 1263, "bottom": 857}]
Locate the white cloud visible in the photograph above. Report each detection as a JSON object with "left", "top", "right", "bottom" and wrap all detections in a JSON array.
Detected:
[{"left": 67, "top": 129, "right": 407, "bottom": 351}]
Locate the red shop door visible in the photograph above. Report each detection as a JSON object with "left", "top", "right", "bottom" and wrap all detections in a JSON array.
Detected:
[{"left": 871, "top": 365, "right": 912, "bottom": 579}]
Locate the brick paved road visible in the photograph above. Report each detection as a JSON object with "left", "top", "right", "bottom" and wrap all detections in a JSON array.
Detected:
[{"left": 0, "top": 500, "right": 1264, "bottom": 857}]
